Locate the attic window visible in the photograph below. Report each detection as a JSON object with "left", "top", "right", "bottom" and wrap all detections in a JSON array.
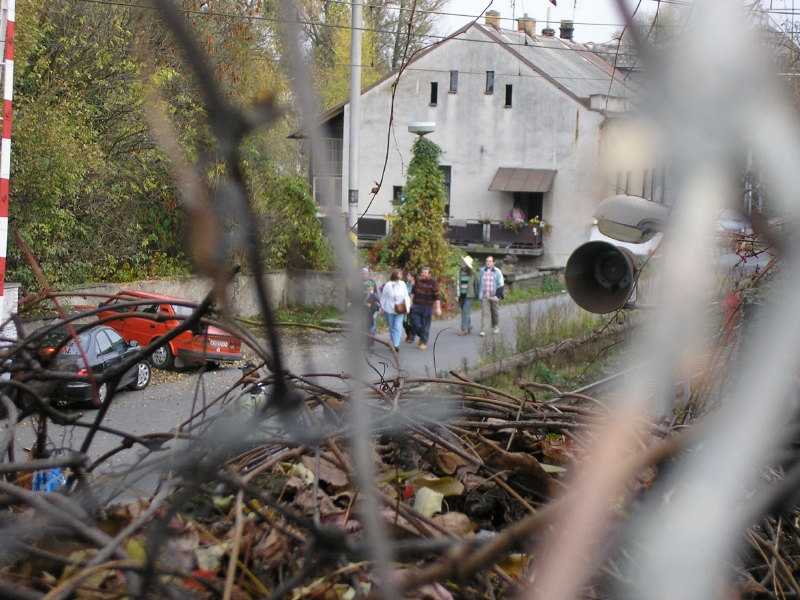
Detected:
[
  {"left": 449, "top": 70, "right": 458, "bottom": 93},
  {"left": 486, "top": 71, "right": 494, "bottom": 94},
  {"left": 505, "top": 84, "right": 513, "bottom": 107},
  {"left": 430, "top": 82, "right": 438, "bottom": 106}
]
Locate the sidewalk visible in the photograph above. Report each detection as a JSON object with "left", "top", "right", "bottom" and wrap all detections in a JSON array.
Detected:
[{"left": 286, "top": 292, "right": 576, "bottom": 382}]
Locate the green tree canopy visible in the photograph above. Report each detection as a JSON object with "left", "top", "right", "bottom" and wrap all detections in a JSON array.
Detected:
[{"left": 8, "top": 0, "right": 323, "bottom": 292}]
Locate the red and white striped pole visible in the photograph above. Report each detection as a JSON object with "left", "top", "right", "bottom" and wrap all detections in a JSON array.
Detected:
[{"left": 0, "top": 0, "right": 15, "bottom": 334}]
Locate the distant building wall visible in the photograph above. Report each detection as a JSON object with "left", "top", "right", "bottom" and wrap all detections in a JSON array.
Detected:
[{"left": 343, "top": 26, "right": 608, "bottom": 267}]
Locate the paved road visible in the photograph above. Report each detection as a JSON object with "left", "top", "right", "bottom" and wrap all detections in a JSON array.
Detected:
[
  {"left": 11, "top": 242, "right": 764, "bottom": 498},
  {"left": 10, "top": 292, "right": 576, "bottom": 499},
  {"left": 366, "top": 291, "right": 574, "bottom": 379}
]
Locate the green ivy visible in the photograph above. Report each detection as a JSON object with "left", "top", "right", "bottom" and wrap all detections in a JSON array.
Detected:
[{"left": 385, "top": 137, "right": 449, "bottom": 277}]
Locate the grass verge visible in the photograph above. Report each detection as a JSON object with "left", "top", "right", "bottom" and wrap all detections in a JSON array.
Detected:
[
  {"left": 274, "top": 305, "right": 343, "bottom": 326},
  {"left": 477, "top": 300, "right": 623, "bottom": 400}
]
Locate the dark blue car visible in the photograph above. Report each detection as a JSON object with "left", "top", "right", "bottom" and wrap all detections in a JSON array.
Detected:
[{"left": 33, "top": 325, "right": 151, "bottom": 407}]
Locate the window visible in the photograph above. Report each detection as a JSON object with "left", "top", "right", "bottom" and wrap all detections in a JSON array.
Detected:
[
  {"left": 430, "top": 81, "right": 438, "bottom": 105},
  {"left": 317, "top": 138, "right": 343, "bottom": 176},
  {"left": 505, "top": 84, "right": 513, "bottom": 107},
  {"left": 392, "top": 185, "right": 405, "bottom": 205},
  {"left": 486, "top": 71, "right": 494, "bottom": 94},
  {"left": 313, "top": 138, "right": 343, "bottom": 207},
  {"left": 449, "top": 70, "right": 458, "bottom": 93},
  {"left": 313, "top": 176, "right": 342, "bottom": 206},
  {"left": 102, "top": 299, "right": 130, "bottom": 313},
  {"left": 440, "top": 166, "right": 451, "bottom": 216},
  {"left": 96, "top": 331, "right": 114, "bottom": 356},
  {"left": 106, "top": 329, "right": 128, "bottom": 353},
  {"left": 170, "top": 304, "right": 194, "bottom": 317}
]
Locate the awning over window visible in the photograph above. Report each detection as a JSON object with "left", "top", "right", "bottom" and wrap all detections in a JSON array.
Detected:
[{"left": 489, "top": 168, "right": 557, "bottom": 192}]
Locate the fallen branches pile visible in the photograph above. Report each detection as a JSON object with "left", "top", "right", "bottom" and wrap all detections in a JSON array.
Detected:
[
  {"left": 1, "top": 1, "right": 797, "bottom": 599},
  {"left": 0, "top": 275, "right": 797, "bottom": 600},
  {"left": 0, "top": 319, "right": 639, "bottom": 600}
]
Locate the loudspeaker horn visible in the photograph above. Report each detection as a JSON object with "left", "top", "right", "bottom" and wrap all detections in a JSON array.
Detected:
[{"left": 565, "top": 241, "right": 638, "bottom": 314}]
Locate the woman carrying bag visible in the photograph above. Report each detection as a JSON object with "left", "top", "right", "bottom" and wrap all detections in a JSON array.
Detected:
[{"left": 381, "top": 268, "right": 411, "bottom": 352}]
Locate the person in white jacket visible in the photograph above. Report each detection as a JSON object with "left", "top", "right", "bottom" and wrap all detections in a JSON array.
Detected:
[{"left": 380, "top": 268, "right": 411, "bottom": 352}]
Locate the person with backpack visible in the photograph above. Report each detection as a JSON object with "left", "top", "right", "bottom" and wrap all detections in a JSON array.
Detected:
[{"left": 457, "top": 256, "right": 478, "bottom": 336}]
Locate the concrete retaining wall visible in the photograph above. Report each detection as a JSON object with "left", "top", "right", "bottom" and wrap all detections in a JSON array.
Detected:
[
  {"left": 38, "top": 267, "right": 552, "bottom": 325},
  {"left": 60, "top": 271, "right": 350, "bottom": 319}
]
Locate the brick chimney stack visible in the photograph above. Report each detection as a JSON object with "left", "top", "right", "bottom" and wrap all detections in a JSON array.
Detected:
[
  {"left": 484, "top": 10, "right": 501, "bottom": 30},
  {"left": 517, "top": 14, "right": 536, "bottom": 38}
]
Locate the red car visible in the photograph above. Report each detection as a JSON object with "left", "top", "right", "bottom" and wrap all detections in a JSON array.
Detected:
[{"left": 93, "top": 291, "right": 243, "bottom": 369}]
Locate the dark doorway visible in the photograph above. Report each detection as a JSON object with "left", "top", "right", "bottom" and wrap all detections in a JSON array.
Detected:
[{"left": 514, "top": 191, "right": 543, "bottom": 220}]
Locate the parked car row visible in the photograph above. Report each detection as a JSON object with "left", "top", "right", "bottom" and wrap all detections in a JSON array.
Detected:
[
  {"left": 23, "top": 291, "right": 245, "bottom": 409},
  {"left": 94, "top": 291, "right": 243, "bottom": 369}
]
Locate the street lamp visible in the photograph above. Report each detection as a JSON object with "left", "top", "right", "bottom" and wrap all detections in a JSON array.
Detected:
[{"left": 408, "top": 122, "right": 436, "bottom": 136}]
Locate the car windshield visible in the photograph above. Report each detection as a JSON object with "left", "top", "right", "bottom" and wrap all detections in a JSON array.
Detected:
[
  {"left": 170, "top": 304, "right": 194, "bottom": 317},
  {"left": 102, "top": 298, "right": 132, "bottom": 313}
]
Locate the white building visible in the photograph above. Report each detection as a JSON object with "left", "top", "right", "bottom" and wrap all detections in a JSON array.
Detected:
[{"left": 294, "top": 13, "right": 656, "bottom": 267}]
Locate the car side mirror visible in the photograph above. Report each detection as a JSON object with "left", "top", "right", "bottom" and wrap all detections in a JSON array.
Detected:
[{"left": 128, "top": 340, "right": 139, "bottom": 348}]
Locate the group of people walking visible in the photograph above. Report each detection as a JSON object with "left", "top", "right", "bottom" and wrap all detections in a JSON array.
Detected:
[
  {"left": 371, "top": 266, "right": 442, "bottom": 352},
  {"left": 363, "top": 255, "right": 504, "bottom": 352},
  {"left": 456, "top": 255, "right": 504, "bottom": 336}
]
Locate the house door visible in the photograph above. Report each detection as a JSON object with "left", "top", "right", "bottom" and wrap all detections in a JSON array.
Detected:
[{"left": 514, "top": 192, "right": 543, "bottom": 221}]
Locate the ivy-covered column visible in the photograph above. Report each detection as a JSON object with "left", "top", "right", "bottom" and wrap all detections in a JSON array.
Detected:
[{"left": 386, "top": 136, "right": 449, "bottom": 276}]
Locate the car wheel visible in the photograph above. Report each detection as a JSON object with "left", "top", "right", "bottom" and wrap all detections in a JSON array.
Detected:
[
  {"left": 150, "top": 345, "right": 175, "bottom": 369},
  {"left": 97, "top": 382, "right": 108, "bottom": 405},
  {"left": 129, "top": 361, "right": 152, "bottom": 390}
]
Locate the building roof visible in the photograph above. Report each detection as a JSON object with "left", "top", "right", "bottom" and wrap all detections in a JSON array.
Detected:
[
  {"left": 480, "top": 26, "right": 632, "bottom": 105},
  {"left": 288, "top": 22, "right": 635, "bottom": 138}
]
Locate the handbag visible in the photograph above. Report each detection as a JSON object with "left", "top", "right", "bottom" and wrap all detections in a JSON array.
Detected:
[{"left": 393, "top": 282, "right": 407, "bottom": 313}]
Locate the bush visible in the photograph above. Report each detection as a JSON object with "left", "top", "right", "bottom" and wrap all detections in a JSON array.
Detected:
[{"left": 253, "top": 176, "right": 333, "bottom": 271}]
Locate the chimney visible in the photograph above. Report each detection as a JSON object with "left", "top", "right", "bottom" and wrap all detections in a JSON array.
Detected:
[
  {"left": 542, "top": 6, "right": 555, "bottom": 37},
  {"left": 517, "top": 14, "right": 536, "bottom": 38},
  {"left": 484, "top": 10, "right": 501, "bottom": 30},
  {"left": 559, "top": 20, "right": 574, "bottom": 41}
]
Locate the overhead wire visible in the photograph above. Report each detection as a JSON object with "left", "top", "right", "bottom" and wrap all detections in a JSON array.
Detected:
[
  {"left": 70, "top": 0, "right": 632, "bottom": 43},
  {"left": 46, "top": 0, "right": 795, "bottom": 100},
  {"left": 32, "top": 0, "right": 797, "bottom": 88},
  {"left": 74, "top": 0, "right": 632, "bottom": 31},
  {"left": 64, "top": 0, "right": 647, "bottom": 62}
]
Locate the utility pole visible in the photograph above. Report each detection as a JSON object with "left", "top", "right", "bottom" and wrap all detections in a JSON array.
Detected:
[
  {"left": 0, "top": 0, "right": 15, "bottom": 339},
  {"left": 347, "top": 0, "right": 362, "bottom": 231}
]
